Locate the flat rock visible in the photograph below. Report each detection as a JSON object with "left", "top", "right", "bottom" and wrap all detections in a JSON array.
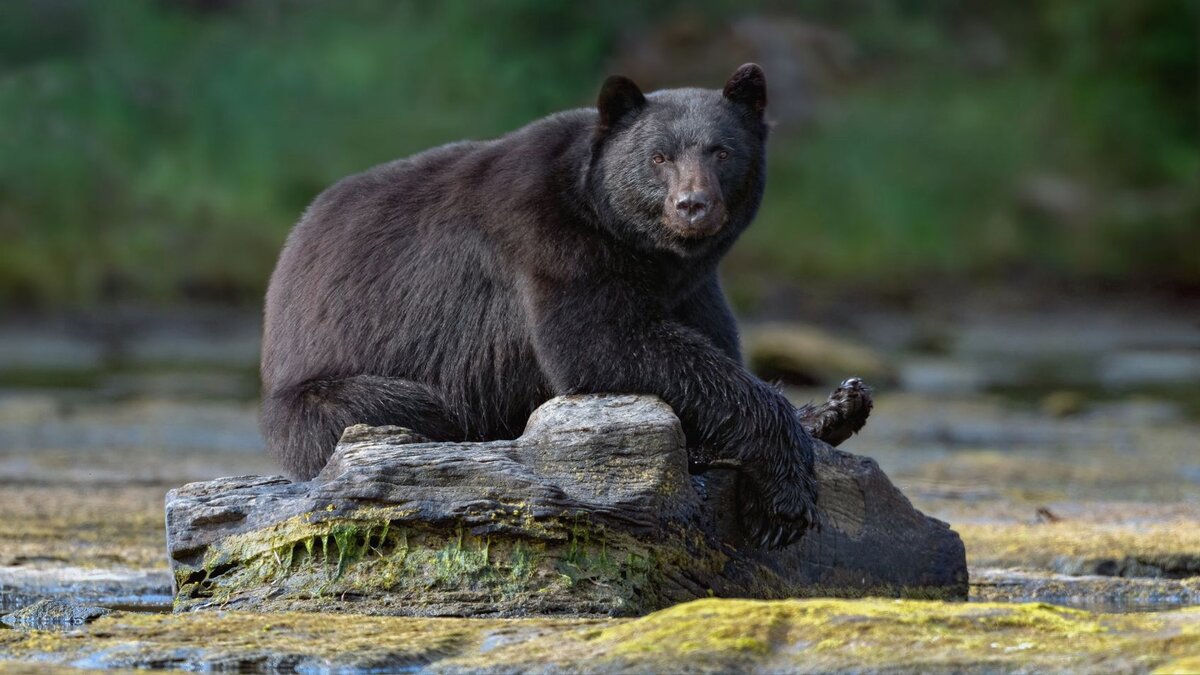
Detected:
[
  {"left": 1, "top": 598, "right": 109, "bottom": 628},
  {"left": 165, "top": 394, "right": 966, "bottom": 616},
  {"left": 971, "top": 567, "right": 1200, "bottom": 613}
]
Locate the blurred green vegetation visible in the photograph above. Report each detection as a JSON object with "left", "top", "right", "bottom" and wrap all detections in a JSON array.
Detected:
[{"left": 0, "top": 0, "right": 1195, "bottom": 308}]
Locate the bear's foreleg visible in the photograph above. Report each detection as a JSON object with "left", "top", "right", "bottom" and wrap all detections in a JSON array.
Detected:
[{"left": 528, "top": 279, "right": 817, "bottom": 549}]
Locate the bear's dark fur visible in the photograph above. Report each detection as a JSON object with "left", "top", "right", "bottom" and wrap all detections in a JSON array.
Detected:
[{"left": 262, "top": 64, "right": 821, "bottom": 547}]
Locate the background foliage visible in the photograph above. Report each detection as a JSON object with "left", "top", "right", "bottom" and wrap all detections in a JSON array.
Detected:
[{"left": 1, "top": 0, "right": 1196, "bottom": 307}]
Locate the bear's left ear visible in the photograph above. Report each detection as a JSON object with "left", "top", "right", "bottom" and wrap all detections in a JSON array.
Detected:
[
  {"left": 596, "top": 75, "right": 646, "bottom": 134},
  {"left": 723, "top": 63, "right": 767, "bottom": 115}
]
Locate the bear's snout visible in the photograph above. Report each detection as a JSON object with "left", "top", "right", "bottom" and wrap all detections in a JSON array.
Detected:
[
  {"left": 663, "top": 153, "right": 728, "bottom": 239},
  {"left": 667, "top": 189, "right": 726, "bottom": 238},
  {"left": 675, "top": 191, "right": 712, "bottom": 224}
]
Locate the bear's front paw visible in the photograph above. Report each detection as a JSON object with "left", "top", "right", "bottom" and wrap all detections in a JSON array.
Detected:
[{"left": 741, "top": 474, "right": 820, "bottom": 550}]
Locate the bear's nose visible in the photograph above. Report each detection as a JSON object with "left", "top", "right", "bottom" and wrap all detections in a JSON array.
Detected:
[{"left": 675, "top": 192, "right": 711, "bottom": 224}]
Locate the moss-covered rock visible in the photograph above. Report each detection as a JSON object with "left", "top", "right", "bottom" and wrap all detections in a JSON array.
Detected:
[
  {"left": 0, "top": 608, "right": 591, "bottom": 671},
  {"left": 960, "top": 520, "right": 1200, "bottom": 577},
  {"left": 1, "top": 599, "right": 1196, "bottom": 673},
  {"left": 436, "top": 598, "right": 1200, "bottom": 673},
  {"left": 0, "top": 485, "right": 165, "bottom": 569}
]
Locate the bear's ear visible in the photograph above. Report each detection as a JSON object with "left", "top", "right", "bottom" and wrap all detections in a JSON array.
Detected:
[
  {"left": 723, "top": 63, "right": 767, "bottom": 115},
  {"left": 596, "top": 75, "right": 646, "bottom": 134}
]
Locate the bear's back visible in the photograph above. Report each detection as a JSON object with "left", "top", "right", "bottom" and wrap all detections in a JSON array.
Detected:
[{"left": 261, "top": 112, "right": 597, "bottom": 436}]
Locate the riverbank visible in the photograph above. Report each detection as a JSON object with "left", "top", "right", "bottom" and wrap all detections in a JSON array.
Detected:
[{"left": 1, "top": 298, "right": 1197, "bottom": 670}]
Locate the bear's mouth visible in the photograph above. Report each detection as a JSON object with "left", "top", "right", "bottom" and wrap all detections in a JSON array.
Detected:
[{"left": 663, "top": 209, "right": 728, "bottom": 240}]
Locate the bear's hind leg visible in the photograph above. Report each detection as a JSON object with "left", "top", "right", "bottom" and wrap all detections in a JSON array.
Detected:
[{"left": 261, "top": 375, "right": 463, "bottom": 481}]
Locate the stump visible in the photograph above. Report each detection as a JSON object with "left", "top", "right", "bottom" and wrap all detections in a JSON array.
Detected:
[{"left": 165, "top": 395, "right": 966, "bottom": 616}]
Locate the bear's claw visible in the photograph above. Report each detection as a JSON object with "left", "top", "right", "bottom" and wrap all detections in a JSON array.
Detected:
[{"left": 745, "top": 490, "right": 819, "bottom": 551}]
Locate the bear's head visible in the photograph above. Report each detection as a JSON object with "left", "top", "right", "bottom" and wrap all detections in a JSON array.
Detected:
[{"left": 589, "top": 64, "right": 769, "bottom": 259}]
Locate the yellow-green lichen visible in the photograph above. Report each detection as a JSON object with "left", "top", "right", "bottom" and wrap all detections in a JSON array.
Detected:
[
  {"left": 0, "top": 609, "right": 591, "bottom": 671},
  {"left": 4, "top": 599, "right": 1198, "bottom": 673},
  {"left": 960, "top": 520, "right": 1200, "bottom": 574},
  {"left": 1155, "top": 655, "right": 1200, "bottom": 674},
  {"left": 439, "top": 598, "right": 1200, "bottom": 673},
  {"left": 0, "top": 485, "right": 166, "bottom": 569}
]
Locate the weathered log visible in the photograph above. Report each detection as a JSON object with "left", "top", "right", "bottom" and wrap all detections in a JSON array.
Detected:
[{"left": 165, "top": 395, "right": 966, "bottom": 616}]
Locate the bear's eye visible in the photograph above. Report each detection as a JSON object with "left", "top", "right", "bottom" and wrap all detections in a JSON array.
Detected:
[
  {"left": 651, "top": 153, "right": 666, "bottom": 164},
  {"left": 716, "top": 150, "right": 730, "bottom": 161}
]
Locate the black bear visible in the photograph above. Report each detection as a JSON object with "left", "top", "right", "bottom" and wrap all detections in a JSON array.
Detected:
[{"left": 261, "top": 64, "right": 869, "bottom": 548}]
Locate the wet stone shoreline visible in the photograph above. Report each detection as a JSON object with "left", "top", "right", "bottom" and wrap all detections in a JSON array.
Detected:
[{"left": 1, "top": 304, "right": 1198, "bottom": 671}]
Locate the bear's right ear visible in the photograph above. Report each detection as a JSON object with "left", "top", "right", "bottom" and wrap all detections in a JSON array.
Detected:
[{"left": 596, "top": 75, "right": 646, "bottom": 134}]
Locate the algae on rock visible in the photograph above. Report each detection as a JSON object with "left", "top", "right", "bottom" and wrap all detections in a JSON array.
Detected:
[
  {"left": 959, "top": 520, "right": 1200, "bottom": 578},
  {"left": 433, "top": 598, "right": 1200, "bottom": 673},
  {"left": 2, "top": 599, "right": 1198, "bottom": 673},
  {"left": 166, "top": 394, "right": 966, "bottom": 616}
]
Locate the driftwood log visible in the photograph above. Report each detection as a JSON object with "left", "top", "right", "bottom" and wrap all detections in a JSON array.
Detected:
[{"left": 165, "top": 395, "right": 966, "bottom": 616}]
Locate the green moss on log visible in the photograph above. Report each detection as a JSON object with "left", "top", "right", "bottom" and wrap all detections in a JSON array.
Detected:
[{"left": 173, "top": 505, "right": 709, "bottom": 616}]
